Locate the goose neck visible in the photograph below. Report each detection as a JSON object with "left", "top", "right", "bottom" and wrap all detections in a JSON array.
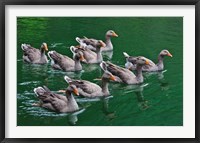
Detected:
[
  {"left": 96, "top": 48, "right": 103, "bottom": 63},
  {"left": 66, "top": 91, "right": 75, "bottom": 101},
  {"left": 105, "top": 36, "right": 113, "bottom": 49},
  {"left": 157, "top": 55, "right": 164, "bottom": 70},
  {"left": 74, "top": 59, "right": 82, "bottom": 71},
  {"left": 40, "top": 48, "right": 46, "bottom": 56},
  {"left": 136, "top": 65, "right": 143, "bottom": 83},
  {"left": 101, "top": 79, "right": 110, "bottom": 96}
]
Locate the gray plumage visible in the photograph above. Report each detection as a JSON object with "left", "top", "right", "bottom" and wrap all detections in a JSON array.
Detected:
[
  {"left": 64, "top": 64, "right": 115, "bottom": 98},
  {"left": 21, "top": 43, "right": 48, "bottom": 64},
  {"left": 48, "top": 48, "right": 85, "bottom": 72},
  {"left": 76, "top": 30, "right": 118, "bottom": 52},
  {"left": 124, "top": 50, "right": 172, "bottom": 72},
  {"left": 104, "top": 57, "right": 150, "bottom": 84},
  {"left": 70, "top": 40, "right": 105, "bottom": 64},
  {"left": 33, "top": 85, "right": 79, "bottom": 113}
]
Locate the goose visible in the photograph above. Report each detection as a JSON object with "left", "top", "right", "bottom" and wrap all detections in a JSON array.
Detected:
[
  {"left": 70, "top": 40, "right": 106, "bottom": 64},
  {"left": 104, "top": 57, "right": 150, "bottom": 84},
  {"left": 123, "top": 49, "right": 172, "bottom": 72},
  {"left": 48, "top": 47, "right": 85, "bottom": 72},
  {"left": 64, "top": 62, "right": 116, "bottom": 98},
  {"left": 33, "top": 85, "right": 79, "bottom": 113},
  {"left": 21, "top": 43, "right": 48, "bottom": 64},
  {"left": 76, "top": 30, "right": 118, "bottom": 52}
]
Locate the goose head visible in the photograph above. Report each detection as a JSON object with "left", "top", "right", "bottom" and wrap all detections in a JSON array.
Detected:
[
  {"left": 159, "top": 50, "right": 172, "bottom": 57},
  {"left": 102, "top": 70, "right": 116, "bottom": 81},
  {"left": 106, "top": 30, "right": 118, "bottom": 37},
  {"left": 66, "top": 84, "right": 79, "bottom": 96},
  {"left": 135, "top": 56, "right": 150, "bottom": 66},
  {"left": 41, "top": 43, "right": 48, "bottom": 51},
  {"left": 74, "top": 51, "right": 86, "bottom": 62}
]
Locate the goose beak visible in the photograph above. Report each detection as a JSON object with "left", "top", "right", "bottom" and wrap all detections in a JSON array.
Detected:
[
  {"left": 112, "top": 32, "right": 118, "bottom": 37},
  {"left": 43, "top": 43, "right": 48, "bottom": 51},
  {"left": 145, "top": 60, "right": 150, "bottom": 65},
  {"left": 167, "top": 53, "right": 173, "bottom": 57},
  {"left": 73, "top": 88, "right": 79, "bottom": 96},
  {"left": 110, "top": 75, "right": 116, "bottom": 81}
]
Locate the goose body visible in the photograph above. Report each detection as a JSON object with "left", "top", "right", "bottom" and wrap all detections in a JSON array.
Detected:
[
  {"left": 48, "top": 47, "right": 85, "bottom": 72},
  {"left": 104, "top": 57, "right": 150, "bottom": 84},
  {"left": 76, "top": 30, "right": 118, "bottom": 52},
  {"left": 33, "top": 85, "right": 79, "bottom": 113},
  {"left": 124, "top": 50, "right": 172, "bottom": 72},
  {"left": 21, "top": 43, "right": 48, "bottom": 64},
  {"left": 71, "top": 40, "right": 106, "bottom": 64},
  {"left": 64, "top": 64, "right": 115, "bottom": 98}
]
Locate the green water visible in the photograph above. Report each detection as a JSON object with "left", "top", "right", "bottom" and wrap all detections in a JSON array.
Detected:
[{"left": 17, "top": 17, "right": 183, "bottom": 126}]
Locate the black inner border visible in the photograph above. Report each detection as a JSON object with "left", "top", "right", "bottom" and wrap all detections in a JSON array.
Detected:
[{"left": 1, "top": 0, "right": 199, "bottom": 143}]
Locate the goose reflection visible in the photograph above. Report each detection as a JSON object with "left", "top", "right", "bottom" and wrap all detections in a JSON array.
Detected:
[
  {"left": 101, "top": 96, "right": 116, "bottom": 121},
  {"left": 82, "top": 63, "right": 102, "bottom": 73},
  {"left": 22, "top": 63, "right": 49, "bottom": 76},
  {"left": 133, "top": 84, "right": 150, "bottom": 110},
  {"left": 31, "top": 100, "right": 85, "bottom": 125},
  {"left": 157, "top": 70, "right": 170, "bottom": 91},
  {"left": 67, "top": 108, "right": 85, "bottom": 125},
  {"left": 113, "top": 83, "right": 150, "bottom": 110},
  {"left": 144, "top": 70, "right": 170, "bottom": 91},
  {"left": 102, "top": 51, "right": 113, "bottom": 60}
]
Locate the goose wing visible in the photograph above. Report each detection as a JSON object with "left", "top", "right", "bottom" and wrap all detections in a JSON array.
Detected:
[
  {"left": 70, "top": 80, "right": 101, "bottom": 94},
  {"left": 22, "top": 44, "right": 41, "bottom": 62},
  {"left": 106, "top": 61, "right": 136, "bottom": 83},
  {"left": 48, "top": 51, "right": 75, "bottom": 70},
  {"left": 34, "top": 87, "right": 67, "bottom": 112}
]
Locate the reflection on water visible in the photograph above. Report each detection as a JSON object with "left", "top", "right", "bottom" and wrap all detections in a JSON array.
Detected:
[
  {"left": 67, "top": 108, "right": 86, "bottom": 125},
  {"left": 102, "top": 51, "right": 113, "bottom": 60},
  {"left": 101, "top": 96, "right": 117, "bottom": 121}
]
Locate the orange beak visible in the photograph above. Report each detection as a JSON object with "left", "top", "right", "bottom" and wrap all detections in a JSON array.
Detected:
[
  {"left": 73, "top": 88, "right": 79, "bottom": 96},
  {"left": 112, "top": 32, "right": 118, "bottom": 37},
  {"left": 43, "top": 43, "right": 48, "bottom": 51},
  {"left": 167, "top": 53, "right": 173, "bottom": 57},
  {"left": 145, "top": 60, "right": 150, "bottom": 65},
  {"left": 110, "top": 75, "right": 116, "bottom": 81}
]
